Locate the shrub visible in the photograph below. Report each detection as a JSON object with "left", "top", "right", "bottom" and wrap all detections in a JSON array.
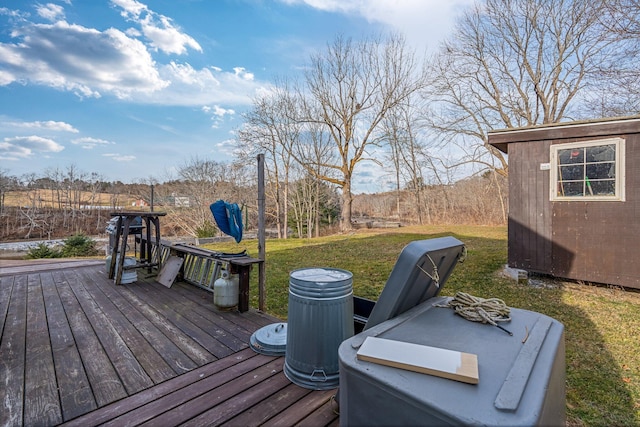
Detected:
[
  {"left": 61, "top": 233, "right": 99, "bottom": 257},
  {"left": 26, "top": 243, "right": 62, "bottom": 259},
  {"left": 195, "top": 220, "right": 218, "bottom": 238}
]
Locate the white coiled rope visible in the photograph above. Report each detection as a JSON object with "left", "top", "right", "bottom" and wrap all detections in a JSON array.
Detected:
[{"left": 435, "top": 292, "right": 513, "bottom": 335}]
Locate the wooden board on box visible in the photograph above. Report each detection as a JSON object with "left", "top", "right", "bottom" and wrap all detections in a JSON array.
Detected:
[{"left": 356, "top": 336, "right": 479, "bottom": 384}]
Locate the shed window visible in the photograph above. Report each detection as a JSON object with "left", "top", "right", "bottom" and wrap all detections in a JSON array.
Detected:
[{"left": 550, "top": 138, "right": 625, "bottom": 201}]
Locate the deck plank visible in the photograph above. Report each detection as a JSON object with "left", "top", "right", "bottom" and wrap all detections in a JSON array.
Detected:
[
  {"left": 220, "top": 382, "right": 313, "bottom": 427},
  {"left": 168, "top": 280, "right": 279, "bottom": 334},
  {"left": 2, "top": 264, "right": 340, "bottom": 427},
  {"left": 110, "top": 280, "right": 215, "bottom": 366},
  {"left": 0, "top": 274, "right": 27, "bottom": 427},
  {"left": 0, "top": 274, "right": 14, "bottom": 337},
  {"left": 73, "top": 268, "right": 177, "bottom": 384},
  {"left": 140, "top": 357, "right": 284, "bottom": 426},
  {"left": 137, "top": 279, "right": 248, "bottom": 351},
  {"left": 24, "top": 274, "right": 63, "bottom": 426},
  {"left": 182, "top": 367, "right": 293, "bottom": 426},
  {"left": 157, "top": 280, "right": 256, "bottom": 347},
  {"left": 224, "top": 300, "right": 282, "bottom": 329},
  {"left": 101, "top": 353, "right": 275, "bottom": 427},
  {"left": 62, "top": 269, "right": 155, "bottom": 394},
  {"left": 121, "top": 279, "right": 234, "bottom": 359},
  {"left": 61, "top": 348, "right": 258, "bottom": 427},
  {"left": 262, "top": 389, "right": 338, "bottom": 427},
  {"left": 40, "top": 271, "right": 97, "bottom": 421},
  {"left": 52, "top": 270, "right": 128, "bottom": 406},
  {"left": 83, "top": 268, "right": 200, "bottom": 375},
  {"left": 294, "top": 393, "right": 340, "bottom": 426}
]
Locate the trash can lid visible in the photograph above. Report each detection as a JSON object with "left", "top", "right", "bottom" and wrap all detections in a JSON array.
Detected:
[
  {"left": 289, "top": 268, "right": 353, "bottom": 298},
  {"left": 290, "top": 267, "right": 352, "bottom": 283},
  {"left": 249, "top": 323, "right": 287, "bottom": 356}
]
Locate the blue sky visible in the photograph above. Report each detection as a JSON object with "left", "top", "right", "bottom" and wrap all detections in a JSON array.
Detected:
[{"left": 0, "top": 0, "right": 473, "bottom": 192}]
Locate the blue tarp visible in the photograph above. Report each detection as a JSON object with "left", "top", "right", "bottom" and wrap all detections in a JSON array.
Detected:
[{"left": 210, "top": 200, "right": 243, "bottom": 243}]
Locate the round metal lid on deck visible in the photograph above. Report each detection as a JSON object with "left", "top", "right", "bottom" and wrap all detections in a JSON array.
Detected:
[{"left": 249, "top": 323, "right": 287, "bottom": 356}]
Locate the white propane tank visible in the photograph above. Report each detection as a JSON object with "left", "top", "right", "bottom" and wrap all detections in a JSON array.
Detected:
[{"left": 214, "top": 270, "right": 239, "bottom": 309}]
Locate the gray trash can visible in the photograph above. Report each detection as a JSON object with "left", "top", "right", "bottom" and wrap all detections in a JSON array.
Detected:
[{"left": 284, "top": 267, "right": 354, "bottom": 390}]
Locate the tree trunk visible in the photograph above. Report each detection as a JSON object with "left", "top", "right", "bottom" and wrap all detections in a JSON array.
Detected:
[
  {"left": 341, "top": 180, "right": 353, "bottom": 231},
  {"left": 283, "top": 178, "right": 289, "bottom": 239}
]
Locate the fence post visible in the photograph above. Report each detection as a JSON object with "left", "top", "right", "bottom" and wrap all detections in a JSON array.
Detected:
[{"left": 257, "top": 153, "right": 266, "bottom": 312}]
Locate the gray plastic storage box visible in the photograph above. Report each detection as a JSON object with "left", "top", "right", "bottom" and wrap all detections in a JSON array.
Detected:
[{"left": 338, "top": 237, "right": 565, "bottom": 426}]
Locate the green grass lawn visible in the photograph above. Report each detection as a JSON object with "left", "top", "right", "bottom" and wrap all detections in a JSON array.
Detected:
[{"left": 203, "top": 224, "right": 640, "bottom": 426}]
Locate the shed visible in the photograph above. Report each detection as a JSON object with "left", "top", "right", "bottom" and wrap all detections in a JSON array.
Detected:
[{"left": 488, "top": 116, "right": 640, "bottom": 289}]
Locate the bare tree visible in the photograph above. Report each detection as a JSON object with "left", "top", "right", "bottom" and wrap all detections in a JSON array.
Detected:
[
  {"left": 238, "top": 80, "right": 300, "bottom": 238},
  {"left": 289, "top": 168, "right": 312, "bottom": 238},
  {"left": 291, "top": 114, "right": 336, "bottom": 237},
  {"left": 44, "top": 167, "right": 64, "bottom": 209},
  {"left": 382, "top": 98, "right": 432, "bottom": 224},
  {"left": 156, "top": 157, "right": 228, "bottom": 237},
  {"left": 586, "top": 0, "right": 640, "bottom": 116},
  {"left": 17, "top": 173, "right": 45, "bottom": 238},
  {"left": 296, "top": 33, "right": 426, "bottom": 231},
  {"left": 83, "top": 172, "right": 107, "bottom": 231},
  {"left": 0, "top": 168, "right": 17, "bottom": 216},
  {"left": 39, "top": 163, "right": 88, "bottom": 231},
  {"left": 425, "top": 0, "right": 615, "bottom": 176},
  {"left": 289, "top": 166, "right": 337, "bottom": 238}
]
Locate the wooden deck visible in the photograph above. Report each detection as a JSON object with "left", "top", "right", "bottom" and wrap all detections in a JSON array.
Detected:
[{"left": 0, "top": 261, "right": 339, "bottom": 426}]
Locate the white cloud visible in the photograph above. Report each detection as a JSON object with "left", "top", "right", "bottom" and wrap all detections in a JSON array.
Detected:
[
  {"left": 6, "top": 135, "right": 64, "bottom": 152},
  {"left": 36, "top": 3, "right": 65, "bottom": 21},
  {"left": 71, "top": 137, "right": 115, "bottom": 149},
  {"left": 132, "top": 62, "right": 269, "bottom": 106},
  {"left": 112, "top": 0, "right": 147, "bottom": 19},
  {"left": 0, "top": 20, "right": 169, "bottom": 98},
  {"left": 279, "top": 0, "right": 474, "bottom": 52},
  {"left": 202, "top": 105, "right": 236, "bottom": 128},
  {"left": 212, "top": 105, "right": 235, "bottom": 118},
  {"left": 0, "top": 7, "right": 29, "bottom": 20},
  {"left": 111, "top": 0, "right": 202, "bottom": 55},
  {"left": 103, "top": 153, "right": 136, "bottom": 162},
  {"left": 140, "top": 14, "right": 202, "bottom": 55},
  {"left": 0, "top": 135, "right": 64, "bottom": 160},
  {"left": 0, "top": 3, "right": 268, "bottom": 108},
  {"left": 214, "top": 138, "right": 237, "bottom": 156},
  {"left": 4, "top": 120, "right": 79, "bottom": 132},
  {"left": 279, "top": 0, "right": 358, "bottom": 14},
  {"left": 233, "top": 67, "right": 254, "bottom": 81},
  {"left": 0, "top": 142, "right": 31, "bottom": 160}
]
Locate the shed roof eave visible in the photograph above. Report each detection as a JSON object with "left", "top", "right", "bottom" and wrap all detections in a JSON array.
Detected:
[{"left": 487, "top": 115, "right": 640, "bottom": 152}]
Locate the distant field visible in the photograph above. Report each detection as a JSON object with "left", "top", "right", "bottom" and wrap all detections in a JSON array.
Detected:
[{"left": 3, "top": 190, "right": 136, "bottom": 208}]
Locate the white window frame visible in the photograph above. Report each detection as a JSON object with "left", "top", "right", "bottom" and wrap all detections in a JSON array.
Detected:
[{"left": 550, "top": 137, "right": 625, "bottom": 202}]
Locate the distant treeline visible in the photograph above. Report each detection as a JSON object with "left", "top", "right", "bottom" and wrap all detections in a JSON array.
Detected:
[{"left": 0, "top": 162, "right": 507, "bottom": 241}]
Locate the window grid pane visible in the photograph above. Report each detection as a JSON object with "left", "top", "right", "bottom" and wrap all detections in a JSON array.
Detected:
[{"left": 554, "top": 142, "right": 618, "bottom": 199}]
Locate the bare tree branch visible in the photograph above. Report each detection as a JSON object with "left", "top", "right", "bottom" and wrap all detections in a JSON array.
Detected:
[{"left": 425, "top": 0, "right": 615, "bottom": 176}]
